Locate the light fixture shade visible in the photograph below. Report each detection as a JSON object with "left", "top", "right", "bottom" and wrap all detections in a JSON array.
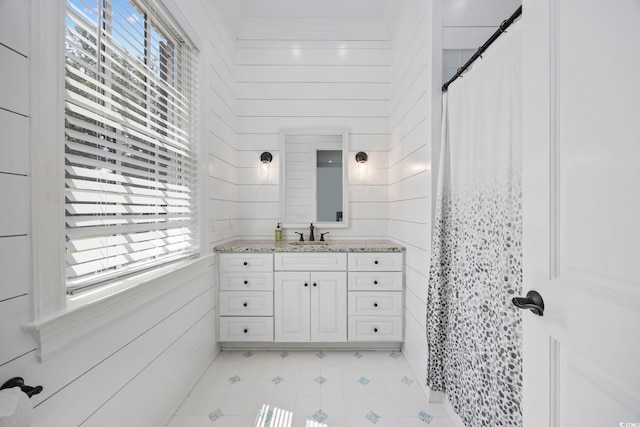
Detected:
[
  {"left": 260, "top": 152, "right": 273, "bottom": 163},
  {"left": 355, "top": 151, "right": 368, "bottom": 163}
]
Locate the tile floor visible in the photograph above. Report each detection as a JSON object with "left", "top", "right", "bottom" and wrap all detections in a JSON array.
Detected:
[{"left": 168, "top": 350, "right": 456, "bottom": 427}]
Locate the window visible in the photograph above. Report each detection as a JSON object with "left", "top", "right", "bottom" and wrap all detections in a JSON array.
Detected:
[{"left": 64, "top": 0, "right": 198, "bottom": 293}]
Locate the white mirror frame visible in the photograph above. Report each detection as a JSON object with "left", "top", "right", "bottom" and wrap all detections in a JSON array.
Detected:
[{"left": 279, "top": 129, "right": 349, "bottom": 229}]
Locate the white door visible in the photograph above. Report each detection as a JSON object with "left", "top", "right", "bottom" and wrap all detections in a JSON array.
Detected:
[
  {"left": 310, "top": 272, "right": 347, "bottom": 342},
  {"left": 522, "top": 1, "right": 640, "bottom": 426},
  {"left": 274, "top": 272, "right": 310, "bottom": 342}
]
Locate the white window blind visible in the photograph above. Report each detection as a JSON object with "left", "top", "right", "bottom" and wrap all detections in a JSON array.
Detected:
[{"left": 64, "top": 0, "right": 198, "bottom": 293}]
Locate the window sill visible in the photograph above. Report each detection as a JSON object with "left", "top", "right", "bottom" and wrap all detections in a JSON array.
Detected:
[{"left": 24, "top": 254, "right": 215, "bottom": 361}]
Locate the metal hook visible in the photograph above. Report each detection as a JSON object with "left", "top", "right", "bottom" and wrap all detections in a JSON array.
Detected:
[{"left": 499, "top": 19, "right": 509, "bottom": 33}]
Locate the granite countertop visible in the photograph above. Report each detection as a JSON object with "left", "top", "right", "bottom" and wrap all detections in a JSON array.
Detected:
[{"left": 214, "top": 239, "right": 405, "bottom": 253}]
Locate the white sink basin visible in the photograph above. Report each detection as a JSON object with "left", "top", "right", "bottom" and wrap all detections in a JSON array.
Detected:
[{"left": 288, "top": 241, "right": 328, "bottom": 246}]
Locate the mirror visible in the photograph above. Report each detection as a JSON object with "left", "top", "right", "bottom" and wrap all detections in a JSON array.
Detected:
[{"left": 279, "top": 130, "right": 349, "bottom": 228}]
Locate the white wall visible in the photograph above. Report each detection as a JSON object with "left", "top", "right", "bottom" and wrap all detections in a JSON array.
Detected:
[
  {"left": 442, "top": 0, "right": 521, "bottom": 49},
  {"left": 0, "top": 1, "right": 235, "bottom": 425},
  {"left": 0, "top": 0, "right": 448, "bottom": 423},
  {"left": 389, "top": 0, "right": 440, "bottom": 399},
  {"left": 200, "top": 0, "right": 242, "bottom": 248},
  {"left": 0, "top": 0, "right": 35, "bottom": 383},
  {"left": 233, "top": 38, "right": 391, "bottom": 240}
]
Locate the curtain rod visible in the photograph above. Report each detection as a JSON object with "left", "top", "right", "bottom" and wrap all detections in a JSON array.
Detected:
[{"left": 442, "top": 5, "right": 523, "bottom": 92}]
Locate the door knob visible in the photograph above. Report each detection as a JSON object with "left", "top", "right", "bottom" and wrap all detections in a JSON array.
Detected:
[{"left": 512, "top": 290, "right": 544, "bottom": 316}]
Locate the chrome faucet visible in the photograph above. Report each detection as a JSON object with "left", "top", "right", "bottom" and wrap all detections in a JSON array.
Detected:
[{"left": 309, "top": 223, "right": 315, "bottom": 241}]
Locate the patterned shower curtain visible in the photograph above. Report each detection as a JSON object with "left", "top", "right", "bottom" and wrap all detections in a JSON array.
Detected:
[{"left": 426, "top": 22, "right": 523, "bottom": 427}]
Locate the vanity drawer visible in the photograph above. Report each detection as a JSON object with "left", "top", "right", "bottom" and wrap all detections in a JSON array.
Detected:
[
  {"left": 220, "top": 253, "right": 273, "bottom": 272},
  {"left": 348, "top": 292, "right": 403, "bottom": 316},
  {"left": 219, "top": 317, "right": 274, "bottom": 342},
  {"left": 219, "top": 291, "right": 273, "bottom": 316},
  {"left": 348, "top": 316, "right": 403, "bottom": 341},
  {"left": 275, "top": 252, "right": 347, "bottom": 271},
  {"left": 220, "top": 272, "right": 274, "bottom": 291},
  {"left": 348, "top": 272, "right": 403, "bottom": 291},
  {"left": 348, "top": 252, "right": 403, "bottom": 271}
]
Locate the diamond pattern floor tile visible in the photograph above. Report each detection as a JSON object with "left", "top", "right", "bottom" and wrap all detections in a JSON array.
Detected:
[{"left": 170, "top": 350, "right": 456, "bottom": 427}]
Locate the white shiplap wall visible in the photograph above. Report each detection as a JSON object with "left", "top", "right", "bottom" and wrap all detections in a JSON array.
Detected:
[
  {"left": 234, "top": 39, "right": 391, "bottom": 239},
  {"left": 0, "top": 1, "right": 234, "bottom": 425},
  {"left": 204, "top": 0, "right": 242, "bottom": 248},
  {"left": 0, "top": 0, "right": 444, "bottom": 423},
  {"left": 389, "top": 0, "right": 440, "bottom": 399},
  {"left": 0, "top": 0, "right": 38, "bottom": 390}
]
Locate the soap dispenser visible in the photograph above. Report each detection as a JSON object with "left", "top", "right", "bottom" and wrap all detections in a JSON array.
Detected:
[{"left": 275, "top": 223, "right": 282, "bottom": 241}]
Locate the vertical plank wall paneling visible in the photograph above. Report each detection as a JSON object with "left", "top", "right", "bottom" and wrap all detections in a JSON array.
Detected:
[
  {"left": 0, "top": 1, "right": 237, "bottom": 425},
  {"left": 389, "top": 0, "right": 437, "bottom": 398},
  {"left": 234, "top": 38, "right": 391, "bottom": 239}
]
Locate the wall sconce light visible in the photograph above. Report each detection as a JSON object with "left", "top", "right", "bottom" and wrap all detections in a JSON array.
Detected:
[
  {"left": 355, "top": 151, "right": 368, "bottom": 175},
  {"left": 260, "top": 152, "right": 273, "bottom": 172}
]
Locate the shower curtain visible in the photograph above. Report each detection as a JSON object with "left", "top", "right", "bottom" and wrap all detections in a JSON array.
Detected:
[{"left": 426, "top": 22, "right": 523, "bottom": 427}]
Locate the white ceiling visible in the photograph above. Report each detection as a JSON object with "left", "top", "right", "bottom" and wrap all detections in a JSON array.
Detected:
[
  {"left": 237, "top": 0, "right": 388, "bottom": 19},
  {"left": 213, "top": 0, "right": 405, "bottom": 40},
  {"left": 213, "top": 0, "right": 522, "bottom": 43}
]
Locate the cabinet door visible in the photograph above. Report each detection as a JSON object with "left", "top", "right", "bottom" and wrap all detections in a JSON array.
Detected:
[
  {"left": 310, "top": 272, "right": 347, "bottom": 342},
  {"left": 274, "top": 272, "right": 310, "bottom": 342}
]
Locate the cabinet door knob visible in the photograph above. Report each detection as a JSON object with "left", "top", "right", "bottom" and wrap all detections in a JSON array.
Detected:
[
  {"left": 243, "top": 328, "right": 248, "bottom": 333},
  {"left": 374, "top": 303, "right": 378, "bottom": 307},
  {"left": 243, "top": 302, "right": 248, "bottom": 307},
  {"left": 313, "top": 283, "right": 317, "bottom": 287},
  {"left": 373, "top": 280, "right": 378, "bottom": 285},
  {"left": 373, "top": 328, "right": 378, "bottom": 333},
  {"left": 243, "top": 261, "right": 248, "bottom": 266},
  {"left": 243, "top": 280, "right": 248, "bottom": 285},
  {"left": 374, "top": 260, "right": 379, "bottom": 265},
  {"left": 304, "top": 283, "right": 308, "bottom": 287}
]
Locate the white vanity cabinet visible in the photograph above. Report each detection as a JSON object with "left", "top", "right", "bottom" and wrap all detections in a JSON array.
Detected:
[
  {"left": 215, "top": 241, "right": 405, "bottom": 347},
  {"left": 347, "top": 252, "right": 404, "bottom": 341},
  {"left": 218, "top": 253, "right": 274, "bottom": 342},
  {"left": 274, "top": 253, "right": 347, "bottom": 342}
]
